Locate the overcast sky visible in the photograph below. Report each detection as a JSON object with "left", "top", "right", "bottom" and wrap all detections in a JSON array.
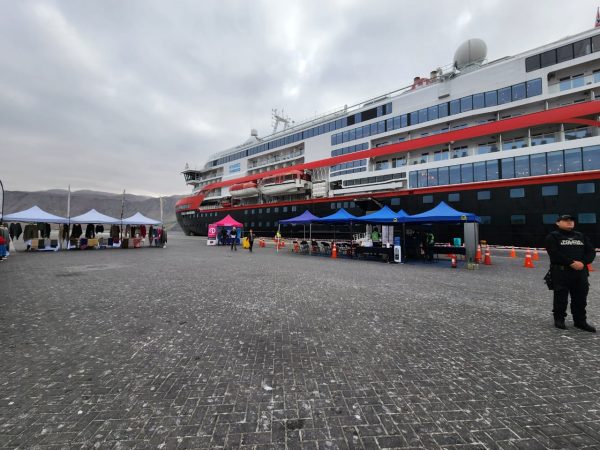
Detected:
[{"left": 1, "top": 0, "right": 599, "bottom": 196}]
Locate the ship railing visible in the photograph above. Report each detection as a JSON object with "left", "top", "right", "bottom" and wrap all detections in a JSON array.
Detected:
[{"left": 547, "top": 72, "right": 600, "bottom": 94}]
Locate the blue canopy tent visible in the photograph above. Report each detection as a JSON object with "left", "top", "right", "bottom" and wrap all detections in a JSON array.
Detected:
[
  {"left": 315, "top": 208, "right": 359, "bottom": 243},
  {"left": 317, "top": 208, "right": 358, "bottom": 223},
  {"left": 404, "top": 201, "right": 480, "bottom": 224},
  {"left": 279, "top": 210, "right": 320, "bottom": 240},
  {"left": 353, "top": 206, "right": 410, "bottom": 224}
]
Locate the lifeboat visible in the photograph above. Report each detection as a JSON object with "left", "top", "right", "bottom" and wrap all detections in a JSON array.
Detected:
[
  {"left": 229, "top": 181, "right": 259, "bottom": 198},
  {"left": 259, "top": 170, "right": 312, "bottom": 197}
]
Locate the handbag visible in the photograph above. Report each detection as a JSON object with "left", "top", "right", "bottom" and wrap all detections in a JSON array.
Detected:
[{"left": 543, "top": 269, "right": 554, "bottom": 290}]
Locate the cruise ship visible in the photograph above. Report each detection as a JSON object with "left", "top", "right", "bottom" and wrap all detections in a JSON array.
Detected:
[{"left": 176, "top": 27, "right": 600, "bottom": 247}]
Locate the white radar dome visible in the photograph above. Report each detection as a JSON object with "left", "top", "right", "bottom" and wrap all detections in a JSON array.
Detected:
[{"left": 454, "top": 38, "right": 487, "bottom": 70}]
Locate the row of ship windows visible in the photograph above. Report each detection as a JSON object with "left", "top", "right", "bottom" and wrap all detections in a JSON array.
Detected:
[
  {"left": 408, "top": 145, "right": 600, "bottom": 188},
  {"left": 331, "top": 142, "right": 369, "bottom": 157},
  {"left": 208, "top": 103, "right": 392, "bottom": 167},
  {"left": 480, "top": 213, "right": 597, "bottom": 225},
  {"left": 421, "top": 182, "right": 595, "bottom": 206},
  {"left": 526, "top": 34, "right": 600, "bottom": 72},
  {"left": 330, "top": 79, "right": 543, "bottom": 147}
]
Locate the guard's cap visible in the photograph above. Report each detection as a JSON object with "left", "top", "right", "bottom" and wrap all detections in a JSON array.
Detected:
[{"left": 557, "top": 214, "right": 575, "bottom": 221}]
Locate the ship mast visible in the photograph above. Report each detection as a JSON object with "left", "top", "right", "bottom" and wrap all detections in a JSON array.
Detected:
[{"left": 271, "top": 108, "right": 293, "bottom": 134}]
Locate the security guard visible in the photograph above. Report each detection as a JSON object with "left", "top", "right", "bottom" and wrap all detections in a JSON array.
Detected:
[{"left": 545, "top": 214, "right": 596, "bottom": 331}]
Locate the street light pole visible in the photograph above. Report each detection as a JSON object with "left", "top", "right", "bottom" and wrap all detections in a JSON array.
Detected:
[{"left": 0, "top": 178, "right": 4, "bottom": 224}]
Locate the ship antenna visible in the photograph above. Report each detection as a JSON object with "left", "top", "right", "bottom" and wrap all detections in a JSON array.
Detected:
[{"left": 271, "top": 108, "right": 293, "bottom": 133}]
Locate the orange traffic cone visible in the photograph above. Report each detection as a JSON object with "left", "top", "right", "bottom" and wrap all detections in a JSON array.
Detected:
[
  {"left": 523, "top": 249, "right": 535, "bottom": 268},
  {"left": 475, "top": 245, "right": 481, "bottom": 264},
  {"left": 588, "top": 263, "right": 595, "bottom": 272},
  {"left": 484, "top": 246, "right": 492, "bottom": 265},
  {"left": 509, "top": 247, "right": 516, "bottom": 258},
  {"left": 532, "top": 248, "right": 539, "bottom": 261},
  {"left": 451, "top": 254, "right": 457, "bottom": 268},
  {"left": 331, "top": 242, "right": 337, "bottom": 259}
]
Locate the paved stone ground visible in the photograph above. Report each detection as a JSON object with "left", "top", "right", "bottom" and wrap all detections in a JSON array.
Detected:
[{"left": 1, "top": 234, "right": 600, "bottom": 449}]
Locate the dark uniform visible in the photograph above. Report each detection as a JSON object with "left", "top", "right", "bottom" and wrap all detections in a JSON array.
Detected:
[{"left": 545, "top": 215, "right": 596, "bottom": 331}]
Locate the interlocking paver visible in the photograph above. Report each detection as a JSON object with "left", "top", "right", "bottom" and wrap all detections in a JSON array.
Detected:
[{"left": 1, "top": 235, "right": 599, "bottom": 449}]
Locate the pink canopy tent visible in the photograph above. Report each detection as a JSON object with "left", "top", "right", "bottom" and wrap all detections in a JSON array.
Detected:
[{"left": 212, "top": 214, "right": 243, "bottom": 227}]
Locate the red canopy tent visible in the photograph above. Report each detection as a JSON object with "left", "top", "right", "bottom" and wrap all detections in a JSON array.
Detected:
[{"left": 212, "top": 214, "right": 243, "bottom": 227}]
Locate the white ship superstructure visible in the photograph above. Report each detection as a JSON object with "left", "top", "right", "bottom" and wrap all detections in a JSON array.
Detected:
[{"left": 177, "top": 27, "right": 600, "bottom": 246}]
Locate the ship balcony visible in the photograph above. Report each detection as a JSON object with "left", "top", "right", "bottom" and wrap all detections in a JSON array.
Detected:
[
  {"left": 548, "top": 72, "right": 600, "bottom": 95},
  {"left": 248, "top": 150, "right": 304, "bottom": 170}
]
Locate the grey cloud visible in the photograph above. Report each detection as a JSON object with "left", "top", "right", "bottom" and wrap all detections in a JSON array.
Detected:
[{"left": 1, "top": 0, "right": 598, "bottom": 196}]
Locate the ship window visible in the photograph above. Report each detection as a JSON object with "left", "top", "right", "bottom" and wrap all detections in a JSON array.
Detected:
[
  {"left": 577, "top": 183, "right": 595, "bottom": 194},
  {"left": 438, "top": 102, "right": 448, "bottom": 118},
  {"left": 477, "top": 190, "right": 491, "bottom": 200},
  {"left": 460, "top": 96, "right": 473, "bottom": 112},
  {"left": 525, "top": 54, "right": 541, "bottom": 72},
  {"left": 409, "top": 111, "right": 419, "bottom": 126},
  {"left": 391, "top": 198, "right": 400, "bottom": 206},
  {"left": 378, "top": 121, "right": 385, "bottom": 133},
  {"left": 473, "top": 93, "right": 485, "bottom": 109},
  {"left": 448, "top": 193, "right": 460, "bottom": 202},
  {"left": 512, "top": 83, "right": 526, "bottom": 101},
  {"left": 527, "top": 78, "right": 542, "bottom": 97},
  {"left": 330, "top": 203, "right": 336, "bottom": 209},
  {"left": 422, "top": 195, "right": 433, "bottom": 204},
  {"left": 583, "top": 145, "right": 600, "bottom": 170},
  {"left": 449, "top": 165, "right": 461, "bottom": 184},
  {"left": 574, "top": 38, "right": 592, "bottom": 57},
  {"left": 485, "top": 90, "right": 497, "bottom": 107},
  {"left": 515, "top": 155, "right": 530, "bottom": 177},
  {"left": 564, "top": 148, "right": 582, "bottom": 172},
  {"left": 578, "top": 213, "right": 597, "bottom": 224},
  {"left": 449, "top": 99, "right": 460, "bottom": 115},
  {"left": 265, "top": 221, "right": 271, "bottom": 227},
  {"left": 510, "top": 188, "right": 525, "bottom": 198},
  {"left": 473, "top": 162, "right": 486, "bottom": 181},
  {"left": 540, "top": 49, "right": 557, "bottom": 68},
  {"left": 480, "top": 215, "right": 491, "bottom": 224},
  {"left": 266, "top": 208, "right": 270, "bottom": 213},
  {"left": 530, "top": 153, "right": 547, "bottom": 176},
  {"left": 282, "top": 207, "right": 288, "bottom": 212},
  {"left": 460, "top": 164, "right": 473, "bottom": 183},
  {"left": 511, "top": 215, "right": 526, "bottom": 225},
  {"left": 418, "top": 170, "right": 428, "bottom": 187},
  {"left": 274, "top": 207, "right": 279, "bottom": 212},
  {"left": 501, "top": 158, "right": 515, "bottom": 179},
  {"left": 427, "top": 169, "right": 438, "bottom": 186},
  {"left": 428, "top": 105, "right": 438, "bottom": 121},
  {"left": 543, "top": 214, "right": 559, "bottom": 224},
  {"left": 291, "top": 206, "right": 297, "bottom": 212},
  {"left": 251, "top": 209, "right": 255, "bottom": 215},
  {"left": 244, "top": 210, "right": 248, "bottom": 215},
  {"left": 370, "top": 123, "right": 378, "bottom": 135},
  {"left": 542, "top": 185, "right": 558, "bottom": 196},
  {"left": 258, "top": 222, "right": 262, "bottom": 227},
  {"left": 498, "top": 87, "right": 511, "bottom": 105},
  {"left": 547, "top": 150, "right": 564, "bottom": 174},
  {"left": 400, "top": 114, "right": 408, "bottom": 127},
  {"left": 557, "top": 43, "right": 574, "bottom": 63},
  {"left": 409, "top": 171, "right": 417, "bottom": 188},
  {"left": 593, "top": 34, "right": 600, "bottom": 53},
  {"left": 438, "top": 166, "right": 449, "bottom": 185},
  {"left": 418, "top": 108, "right": 428, "bottom": 123},
  {"left": 250, "top": 222, "right": 255, "bottom": 227}
]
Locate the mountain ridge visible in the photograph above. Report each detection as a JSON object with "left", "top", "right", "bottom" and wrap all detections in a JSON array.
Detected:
[{"left": 2, "top": 190, "right": 184, "bottom": 230}]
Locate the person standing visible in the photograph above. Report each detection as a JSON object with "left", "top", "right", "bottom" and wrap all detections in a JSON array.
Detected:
[
  {"left": 230, "top": 226, "right": 237, "bottom": 251},
  {"left": 545, "top": 214, "right": 596, "bottom": 331},
  {"left": 247, "top": 229, "right": 255, "bottom": 252}
]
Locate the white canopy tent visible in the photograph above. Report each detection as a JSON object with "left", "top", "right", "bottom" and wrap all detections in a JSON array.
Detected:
[
  {"left": 121, "top": 212, "right": 161, "bottom": 226},
  {"left": 69, "top": 209, "right": 119, "bottom": 224},
  {"left": 3, "top": 206, "right": 69, "bottom": 224}
]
